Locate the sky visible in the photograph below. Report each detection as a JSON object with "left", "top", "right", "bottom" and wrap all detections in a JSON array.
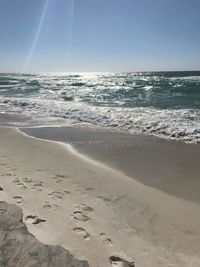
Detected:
[{"left": 0, "top": 0, "right": 200, "bottom": 73}]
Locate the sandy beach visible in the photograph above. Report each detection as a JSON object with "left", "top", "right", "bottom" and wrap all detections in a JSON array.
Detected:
[
  {"left": 23, "top": 126, "right": 200, "bottom": 203},
  {"left": 1, "top": 0, "right": 200, "bottom": 265},
  {"left": 0, "top": 126, "right": 200, "bottom": 267}
]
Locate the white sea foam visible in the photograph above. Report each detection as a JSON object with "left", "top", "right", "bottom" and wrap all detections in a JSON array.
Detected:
[{"left": 0, "top": 72, "right": 200, "bottom": 143}]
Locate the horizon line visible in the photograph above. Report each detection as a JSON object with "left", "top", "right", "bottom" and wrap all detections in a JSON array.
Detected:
[{"left": 0, "top": 69, "right": 200, "bottom": 75}]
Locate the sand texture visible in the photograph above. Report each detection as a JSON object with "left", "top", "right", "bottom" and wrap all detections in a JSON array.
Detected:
[
  {"left": 0, "top": 201, "right": 89, "bottom": 267},
  {"left": 23, "top": 126, "right": 200, "bottom": 203},
  {"left": 0, "top": 127, "right": 200, "bottom": 267}
]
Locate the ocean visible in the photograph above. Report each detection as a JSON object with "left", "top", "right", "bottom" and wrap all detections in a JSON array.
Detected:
[{"left": 0, "top": 71, "right": 200, "bottom": 143}]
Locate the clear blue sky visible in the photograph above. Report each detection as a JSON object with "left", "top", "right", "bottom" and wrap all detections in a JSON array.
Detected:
[{"left": 0, "top": 0, "right": 200, "bottom": 73}]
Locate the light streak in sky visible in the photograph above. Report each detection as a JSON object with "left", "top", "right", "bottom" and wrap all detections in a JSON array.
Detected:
[
  {"left": 66, "top": 0, "right": 75, "bottom": 64},
  {"left": 22, "top": 0, "right": 49, "bottom": 73}
]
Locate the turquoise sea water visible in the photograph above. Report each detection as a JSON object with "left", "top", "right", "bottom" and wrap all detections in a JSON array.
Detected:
[{"left": 0, "top": 71, "right": 200, "bottom": 143}]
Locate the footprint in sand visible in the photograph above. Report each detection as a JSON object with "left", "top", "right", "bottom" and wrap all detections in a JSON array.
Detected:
[
  {"left": 100, "top": 233, "right": 113, "bottom": 246},
  {"left": 31, "top": 188, "right": 42, "bottom": 192},
  {"left": 75, "top": 204, "right": 93, "bottom": 213},
  {"left": 13, "top": 196, "right": 23, "bottom": 204},
  {"left": 5, "top": 173, "right": 12, "bottom": 177},
  {"left": 73, "top": 227, "right": 90, "bottom": 240},
  {"left": 55, "top": 179, "right": 63, "bottom": 183},
  {"left": 52, "top": 176, "right": 63, "bottom": 183},
  {"left": 48, "top": 190, "right": 69, "bottom": 200},
  {"left": 32, "top": 181, "right": 43, "bottom": 187},
  {"left": 25, "top": 215, "right": 46, "bottom": 225},
  {"left": 109, "top": 256, "right": 135, "bottom": 267},
  {"left": 48, "top": 191, "right": 64, "bottom": 200},
  {"left": 52, "top": 173, "right": 71, "bottom": 183},
  {"left": 17, "top": 182, "right": 24, "bottom": 186},
  {"left": 43, "top": 202, "right": 52, "bottom": 210},
  {"left": 20, "top": 185, "right": 27, "bottom": 190},
  {"left": 30, "top": 181, "right": 43, "bottom": 191},
  {"left": 56, "top": 174, "right": 71, "bottom": 179},
  {"left": 13, "top": 178, "right": 20, "bottom": 183},
  {"left": 97, "top": 195, "right": 111, "bottom": 203},
  {"left": 16, "top": 182, "right": 27, "bottom": 190},
  {"left": 56, "top": 174, "right": 65, "bottom": 178},
  {"left": 23, "top": 178, "right": 32, "bottom": 184},
  {"left": 72, "top": 211, "right": 89, "bottom": 222}
]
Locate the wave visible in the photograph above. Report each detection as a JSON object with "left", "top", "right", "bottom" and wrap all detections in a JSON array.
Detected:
[
  {"left": 0, "top": 96, "right": 200, "bottom": 143},
  {"left": 0, "top": 71, "right": 200, "bottom": 143}
]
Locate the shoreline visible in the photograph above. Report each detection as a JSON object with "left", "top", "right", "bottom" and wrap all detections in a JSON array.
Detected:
[
  {"left": 0, "top": 126, "right": 200, "bottom": 266},
  {"left": 22, "top": 125, "right": 200, "bottom": 205}
]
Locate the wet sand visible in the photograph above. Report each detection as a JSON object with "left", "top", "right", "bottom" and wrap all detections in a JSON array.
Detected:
[{"left": 23, "top": 126, "right": 200, "bottom": 204}]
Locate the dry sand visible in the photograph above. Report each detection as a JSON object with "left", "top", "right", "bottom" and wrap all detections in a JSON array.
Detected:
[
  {"left": 0, "top": 201, "right": 89, "bottom": 267},
  {"left": 0, "top": 126, "right": 200, "bottom": 267}
]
